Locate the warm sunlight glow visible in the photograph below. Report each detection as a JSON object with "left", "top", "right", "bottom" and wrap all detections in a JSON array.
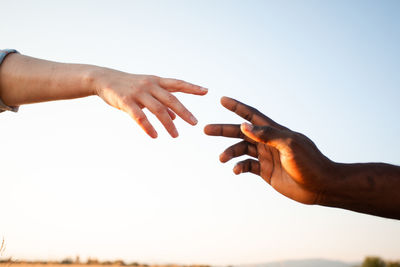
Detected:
[{"left": 1, "top": 1, "right": 399, "bottom": 266}]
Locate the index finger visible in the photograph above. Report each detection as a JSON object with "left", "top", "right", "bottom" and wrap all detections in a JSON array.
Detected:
[
  {"left": 204, "top": 124, "right": 256, "bottom": 144},
  {"left": 159, "top": 78, "right": 208, "bottom": 95},
  {"left": 220, "top": 96, "right": 285, "bottom": 129},
  {"left": 204, "top": 124, "right": 244, "bottom": 138}
]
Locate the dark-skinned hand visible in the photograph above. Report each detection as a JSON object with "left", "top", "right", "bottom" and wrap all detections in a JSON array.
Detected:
[{"left": 204, "top": 96, "right": 336, "bottom": 205}]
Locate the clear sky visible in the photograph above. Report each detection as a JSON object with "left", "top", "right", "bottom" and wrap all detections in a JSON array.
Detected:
[{"left": 1, "top": 0, "right": 400, "bottom": 265}]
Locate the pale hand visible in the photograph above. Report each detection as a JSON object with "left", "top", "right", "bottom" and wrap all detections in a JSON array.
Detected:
[{"left": 94, "top": 69, "right": 208, "bottom": 138}]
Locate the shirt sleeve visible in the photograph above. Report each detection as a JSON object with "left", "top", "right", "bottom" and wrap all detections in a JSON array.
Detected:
[{"left": 0, "top": 49, "right": 20, "bottom": 112}]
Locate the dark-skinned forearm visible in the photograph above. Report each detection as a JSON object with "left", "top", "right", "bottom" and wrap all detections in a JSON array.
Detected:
[{"left": 320, "top": 162, "right": 400, "bottom": 219}]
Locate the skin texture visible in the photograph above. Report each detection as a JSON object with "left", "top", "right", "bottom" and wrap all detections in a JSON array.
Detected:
[
  {"left": 204, "top": 96, "right": 400, "bottom": 220},
  {"left": 0, "top": 53, "right": 208, "bottom": 138}
]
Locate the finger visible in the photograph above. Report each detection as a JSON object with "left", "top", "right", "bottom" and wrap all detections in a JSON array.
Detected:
[
  {"left": 124, "top": 103, "right": 158, "bottom": 138},
  {"left": 241, "top": 123, "right": 291, "bottom": 151},
  {"left": 220, "top": 96, "right": 285, "bottom": 129},
  {"left": 220, "top": 141, "right": 258, "bottom": 163},
  {"left": 159, "top": 78, "right": 208, "bottom": 95},
  {"left": 140, "top": 95, "right": 179, "bottom": 138},
  {"left": 233, "top": 159, "right": 260, "bottom": 175},
  {"left": 204, "top": 124, "right": 245, "bottom": 139},
  {"left": 167, "top": 108, "right": 176, "bottom": 120},
  {"left": 152, "top": 88, "right": 198, "bottom": 125}
]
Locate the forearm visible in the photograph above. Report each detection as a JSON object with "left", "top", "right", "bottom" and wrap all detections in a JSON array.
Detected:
[
  {"left": 320, "top": 162, "right": 400, "bottom": 219},
  {"left": 0, "top": 53, "right": 98, "bottom": 106}
]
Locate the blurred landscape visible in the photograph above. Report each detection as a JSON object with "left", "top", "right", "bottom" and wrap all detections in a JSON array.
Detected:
[
  {"left": 236, "top": 259, "right": 355, "bottom": 267},
  {"left": 0, "top": 257, "right": 399, "bottom": 267},
  {"left": 0, "top": 258, "right": 208, "bottom": 267}
]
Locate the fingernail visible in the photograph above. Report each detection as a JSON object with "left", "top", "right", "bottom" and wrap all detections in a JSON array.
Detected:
[
  {"left": 219, "top": 154, "right": 227, "bottom": 163},
  {"left": 190, "top": 115, "right": 198, "bottom": 125},
  {"left": 200, "top": 87, "right": 208, "bottom": 92},
  {"left": 233, "top": 165, "right": 241, "bottom": 175},
  {"left": 241, "top": 122, "right": 253, "bottom": 131},
  {"left": 171, "top": 129, "right": 178, "bottom": 138}
]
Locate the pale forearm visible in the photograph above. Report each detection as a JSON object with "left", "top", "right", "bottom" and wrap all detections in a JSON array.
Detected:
[
  {"left": 321, "top": 162, "right": 400, "bottom": 219},
  {"left": 0, "top": 51, "right": 207, "bottom": 138},
  {"left": 0, "top": 53, "right": 97, "bottom": 106}
]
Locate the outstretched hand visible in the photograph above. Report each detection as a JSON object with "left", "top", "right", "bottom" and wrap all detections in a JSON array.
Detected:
[
  {"left": 204, "top": 96, "right": 336, "bottom": 205},
  {"left": 94, "top": 70, "right": 208, "bottom": 138},
  {"left": 0, "top": 52, "right": 207, "bottom": 139}
]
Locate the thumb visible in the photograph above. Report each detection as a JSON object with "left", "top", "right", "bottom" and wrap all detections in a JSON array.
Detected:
[{"left": 240, "top": 123, "right": 291, "bottom": 151}]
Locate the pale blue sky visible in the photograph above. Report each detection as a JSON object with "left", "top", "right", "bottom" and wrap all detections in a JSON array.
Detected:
[{"left": 1, "top": 0, "right": 400, "bottom": 265}]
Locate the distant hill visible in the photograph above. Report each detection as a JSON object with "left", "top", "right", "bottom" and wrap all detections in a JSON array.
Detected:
[{"left": 235, "top": 259, "right": 357, "bottom": 267}]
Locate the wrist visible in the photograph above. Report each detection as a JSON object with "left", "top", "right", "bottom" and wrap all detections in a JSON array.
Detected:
[
  {"left": 318, "top": 162, "right": 375, "bottom": 209},
  {"left": 81, "top": 65, "right": 105, "bottom": 97},
  {"left": 317, "top": 162, "right": 351, "bottom": 207}
]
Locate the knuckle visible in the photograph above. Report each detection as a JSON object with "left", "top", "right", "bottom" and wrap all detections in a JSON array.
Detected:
[
  {"left": 242, "top": 161, "right": 250, "bottom": 171},
  {"left": 120, "top": 95, "right": 132, "bottom": 105},
  {"left": 252, "top": 107, "right": 261, "bottom": 114},
  {"left": 153, "top": 104, "right": 166, "bottom": 114},
  {"left": 132, "top": 89, "right": 146, "bottom": 99},
  {"left": 165, "top": 93, "right": 178, "bottom": 104},
  {"left": 260, "top": 126, "right": 273, "bottom": 136},
  {"left": 243, "top": 113, "right": 253, "bottom": 121},
  {"left": 134, "top": 114, "right": 147, "bottom": 124},
  {"left": 137, "top": 78, "right": 153, "bottom": 88},
  {"left": 285, "top": 137, "right": 295, "bottom": 148},
  {"left": 285, "top": 132, "right": 298, "bottom": 148},
  {"left": 174, "top": 79, "right": 186, "bottom": 87}
]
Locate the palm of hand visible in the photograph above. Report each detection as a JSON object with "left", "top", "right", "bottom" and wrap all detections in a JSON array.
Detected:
[
  {"left": 256, "top": 142, "right": 321, "bottom": 204},
  {"left": 205, "top": 96, "right": 332, "bottom": 205}
]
